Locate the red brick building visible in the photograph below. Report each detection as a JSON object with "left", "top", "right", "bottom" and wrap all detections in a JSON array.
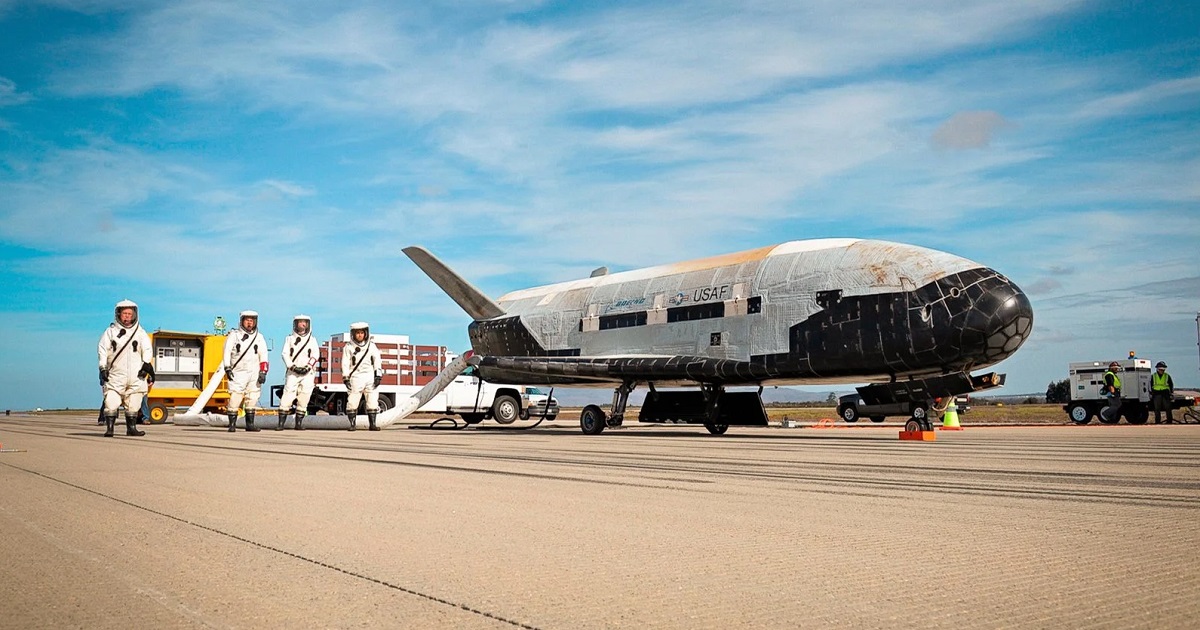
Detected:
[{"left": 314, "top": 333, "right": 451, "bottom": 386}]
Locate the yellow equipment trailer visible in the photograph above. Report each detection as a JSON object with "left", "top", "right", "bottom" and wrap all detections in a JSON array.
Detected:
[{"left": 144, "top": 330, "right": 229, "bottom": 423}]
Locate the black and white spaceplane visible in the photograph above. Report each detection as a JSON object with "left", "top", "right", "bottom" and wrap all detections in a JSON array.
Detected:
[{"left": 403, "top": 239, "right": 1032, "bottom": 434}]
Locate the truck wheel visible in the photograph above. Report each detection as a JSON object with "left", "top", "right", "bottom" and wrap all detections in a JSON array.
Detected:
[
  {"left": 911, "top": 405, "right": 928, "bottom": 421},
  {"left": 1067, "top": 404, "right": 1093, "bottom": 425},
  {"left": 580, "top": 405, "right": 606, "bottom": 435},
  {"left": 1126, "top": 406, "right": 1149, "bottom": 425},
  {"left": 147, "top": 403, "right": 169, "bottom": 424},
  {"left": 491, "top": 394, "right": 520, "bottom": 425},
  {"left": 839, "top": 404, "right": 859, "bottom": 423}
]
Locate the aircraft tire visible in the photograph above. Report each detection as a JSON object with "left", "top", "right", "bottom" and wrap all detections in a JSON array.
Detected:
[
  {"left": 904, "top": 419, "right": 922, "bottom": 433},
  {"left": 869, "top": 416, "right": 886, "bottom": 423},
  {"left": 704, "top": 421, "right": 728, "bottom": 435},
  {"left": 580, "top": 405, "right": 606, "bottom": 435}
]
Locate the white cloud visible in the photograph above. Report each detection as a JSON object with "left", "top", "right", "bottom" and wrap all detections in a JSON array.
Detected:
[{"left": 1077, "top": 75, "right": 1200, "bottom": 120}]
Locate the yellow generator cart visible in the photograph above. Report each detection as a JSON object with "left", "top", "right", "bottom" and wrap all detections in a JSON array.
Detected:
[{"left": 145, "top": 330, "right": 229, "bottom": 423}]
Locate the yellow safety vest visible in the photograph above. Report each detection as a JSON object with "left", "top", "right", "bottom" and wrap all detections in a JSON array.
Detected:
[
  {"left": 1104, "top": 370, "right": 1121, "bottom": 391},
  {"left": 1151, "top": 372, "right": 1170, "bottom": 392}
]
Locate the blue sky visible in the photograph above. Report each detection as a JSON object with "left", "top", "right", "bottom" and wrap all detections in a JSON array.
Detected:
[{"left": 1, "top": 0, "right": 1198, "bottom": 410}]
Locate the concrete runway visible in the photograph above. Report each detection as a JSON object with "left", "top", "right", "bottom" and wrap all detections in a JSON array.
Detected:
[{"left": 2, "top": 412, "right": 1198, "bottom": 629}]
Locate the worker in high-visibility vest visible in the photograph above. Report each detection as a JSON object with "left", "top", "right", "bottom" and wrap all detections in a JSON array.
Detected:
[
  {"left": 1100, "top": 361, "right": 1122, "bottom": 423},
  {"left": 1150, "top": 361, "right": 1175, "bottom": 424}
]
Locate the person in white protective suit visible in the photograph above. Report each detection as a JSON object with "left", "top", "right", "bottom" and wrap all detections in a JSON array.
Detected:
[
  {"left": 277, "top": 314, "right": 317, "bottom": 430},
  {"left": 97, "top": 300, "right": 154, "bottom": 437},
  {"left": 223, "top": 310, "right": 269, "bottom": 432},
  {"left": 342, "top": 322, "right": 383, "bottom": 431}
]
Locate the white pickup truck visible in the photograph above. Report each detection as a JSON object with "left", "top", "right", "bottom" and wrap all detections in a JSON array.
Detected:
[{"left": 277, "top": 366, "right": 559, "bottom": 424}]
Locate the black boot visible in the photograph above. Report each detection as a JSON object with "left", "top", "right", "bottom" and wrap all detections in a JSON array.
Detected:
[
  {"left": 228, "top": 412, "right": 238, "bottom": 432},
  {"left": 295, "top": 411, "right": 305, "bottom": 430},
  {"left": 125, "top": 414, "right": 145, "bottom": 437},
  {"left": 277, "top": 409, "right": 287, "bottom": 430},
  {"left": 104, "top": 413, "right": 117, "bottom": 437},
  {"left": 348, "top": 412, "right": 357, "bottom": 431},
  {"left": 368, "top": 411, "right": 379, "bottom": 431},
  {"left": 246, "top": 409, "right": 260, "bottom": 432}
]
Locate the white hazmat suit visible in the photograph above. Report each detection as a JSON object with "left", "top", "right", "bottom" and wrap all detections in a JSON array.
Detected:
[
  {"left": 97, "top": 299, "right": 153, "bottom": 437},
  {"left": 223, "top": 310, "right": 269, "bottom": 431},
  {"left": 342, "top": 322, "right": 382, "bottom": 431},
  {"left": 277, "top": 315, "right": 317, "bottom": 430}
]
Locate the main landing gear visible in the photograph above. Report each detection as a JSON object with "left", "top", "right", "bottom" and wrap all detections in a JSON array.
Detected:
[{"left": 578, "top": 381, "right": 733, "bottom": 436}]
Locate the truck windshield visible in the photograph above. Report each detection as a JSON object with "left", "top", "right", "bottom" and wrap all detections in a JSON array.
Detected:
[{"left": 525, "top": 387, "right": 545, "bottom": 395}]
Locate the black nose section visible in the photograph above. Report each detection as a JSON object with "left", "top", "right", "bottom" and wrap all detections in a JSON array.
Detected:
[{"left": 959, "top": 271, "right": 1034, "bottom": 366}]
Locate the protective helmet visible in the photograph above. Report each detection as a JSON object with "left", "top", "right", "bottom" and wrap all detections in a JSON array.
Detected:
[
  {"left": 113, "top": 299, "right": 139, "bottom": 328},
  {"left": 239, "top": 310, "right": 259, "bottom": 333},
  {"left": 349, "top": 321, "right": 370, "bottom": 344},
  {"left": 292, "top": 314, "right": 311, "bottom": 335},
  {"left": 1156, "top": 361, "right": 1167, "bottom": 368}
]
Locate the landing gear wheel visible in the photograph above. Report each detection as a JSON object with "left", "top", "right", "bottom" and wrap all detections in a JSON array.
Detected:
[
  {"left": 147, "top": 403, "right": 169, "bottom": 424},
  {"left": 839, "top": 405, "right": 859, "bottom": 423},
  {"left": 1098, "top": 407, "right": 1120, "bottom": 425},
  {"left": 911, "top": 405, "right": 932, "bottom": 430},
  {"left": 491, "top": 394, "right": 520, "bottom": 425},
  {"left": 580, "top": 405, "right": 607, "bottom": 435},
  {"left": 704, "top": 422, "right": 729, "bottom": 435},
  {"left": 1068, "top": 404, "right": 1093, "bottom": 425},
  {"left": 904, "top": 419, "right": 922, "bottom": 433}
]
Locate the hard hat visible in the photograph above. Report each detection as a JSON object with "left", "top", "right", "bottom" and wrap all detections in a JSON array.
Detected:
[
  {"left": 1156, "top": 361, "right": 1167, "bottom": 368},
  {"left": 292, "top": 314, "right": 311, "bottom": 335},
  {"left": 114, "top": 299, "right": 139, "bottom": 328}
]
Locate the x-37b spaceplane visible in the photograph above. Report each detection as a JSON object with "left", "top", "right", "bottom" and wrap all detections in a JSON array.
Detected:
[{"left": 404, "top": 239, "right": 1032, "bottom": 434}]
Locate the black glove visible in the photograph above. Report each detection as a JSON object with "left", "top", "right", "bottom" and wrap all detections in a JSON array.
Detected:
[
  {"left": 225, "top": 368, "right": 234, "bottom": 381},
  {"left": 99, "top": 367, "right": 109, "bottom": 385},
  {"left": 342, "top": 378, "right": 351, "bottom": 388},
  {"left": 373, "top": 374, "right": 382, "bottom": 389},
  {"left": 138, "top": 362, "right": 156, "bottom": 384},
  {"left": 257, "top": 370, "right": 267, "bottom": 386}
]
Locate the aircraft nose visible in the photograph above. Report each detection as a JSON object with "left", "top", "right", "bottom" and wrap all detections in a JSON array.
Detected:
[{"left": 962, "top": 272, "right": 1034, "bottom": 365}]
